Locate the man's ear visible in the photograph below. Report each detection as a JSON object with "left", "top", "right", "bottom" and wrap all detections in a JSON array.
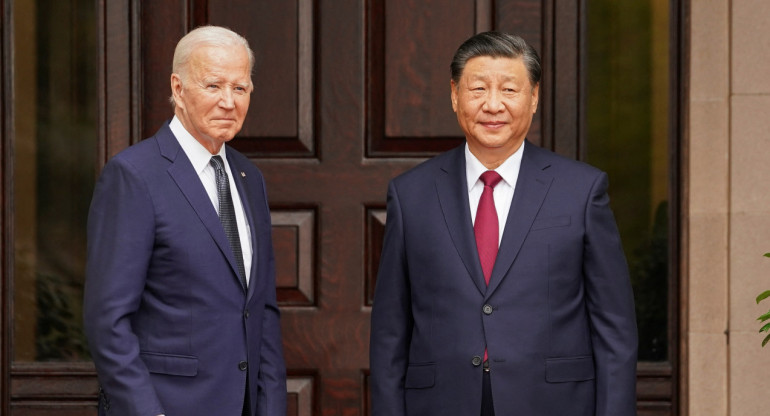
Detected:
[
  {"left": 450, "top": 80, "right": 458, "bottom": 112},
  {"left": 530, "top": 83, "right": 540, "bottom": 114},
  {"left": 170, "top": 73, "right": 184, "bottom": 108}
]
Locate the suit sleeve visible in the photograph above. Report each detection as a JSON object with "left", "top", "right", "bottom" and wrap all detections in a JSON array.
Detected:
[
  {"left": 582, "top": 172, "right": 638, "bottom": 416},
  {"left": 255, "top": 175, "right": 288, "bottom": 416},
  {"left": 83, "top": 157, "right": 165, "bottom": 416},
  {"left": 370, "top": 181, "right": 412, "bottom": 416}
]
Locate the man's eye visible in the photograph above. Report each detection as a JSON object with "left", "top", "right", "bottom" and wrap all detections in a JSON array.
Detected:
[{"left": 207, "top": 84, "right": 219, "bottom": 89}]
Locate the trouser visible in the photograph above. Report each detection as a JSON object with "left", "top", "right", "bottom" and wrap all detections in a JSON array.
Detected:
[
  {"left": 242, "top": 373, "right": 251, "bottom": 416},
  {"left": 481, "top": 362, "right": 495, "bottom": 416}
]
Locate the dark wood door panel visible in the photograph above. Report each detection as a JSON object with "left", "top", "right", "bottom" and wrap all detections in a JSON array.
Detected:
[
  {"left": 8, "top": 364, "right": 98, "bottom": 415},
  {"left": 365, "top": 0, "right": 548, "bottom": 157},
  {"left": 139, "top": 0, "right": 188, "bottom": 143},
  {"left": 141, "top": 0, "right": 317, "bottom": 158},
  {"left": 365, "top": 0, "right": 473, "bottom": 157},
  {"left": 209, "top": 0, "right": 317, "bottom": 157}
]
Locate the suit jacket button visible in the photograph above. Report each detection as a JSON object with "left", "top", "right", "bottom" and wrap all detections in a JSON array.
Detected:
[
  {"left": 472, "top": 356, "right": 482, "bottom": 367},
  {"left": 238, "top": 361, "right": 248, "bottom": 371},
  {"left": 244, "top": 310, "right": 250, "bottom": 319},
  {"left": 483, "top": 304, "right": 493, "bottom": 315}
]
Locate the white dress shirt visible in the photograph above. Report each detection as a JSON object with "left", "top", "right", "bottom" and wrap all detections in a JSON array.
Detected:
[
  {"left": 170, "top": 116, "right": 253, "bottom": 285},
  {"left": 466, "top": 143, "right": 524, "bottom": 246}
]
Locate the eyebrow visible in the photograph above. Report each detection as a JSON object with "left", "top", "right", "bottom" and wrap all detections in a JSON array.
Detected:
[
  {"left": 468, "top": 74, "right": 518, "bottom": 83},
  {"left": 200, "top": 77, "right": 251, "bottom": 88},
  {"left": 200, "top": 77, "right": 223, "bottom": 85}
]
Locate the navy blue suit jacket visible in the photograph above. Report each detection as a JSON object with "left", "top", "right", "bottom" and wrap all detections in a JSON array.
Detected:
[
  {"left": 84, "top": 122, "right": 286, "bottom": 416},
  {"left": 370, "top": 141, "right": 637, "bottom": 416}
]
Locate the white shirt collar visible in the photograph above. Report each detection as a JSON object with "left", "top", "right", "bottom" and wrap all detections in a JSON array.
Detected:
[
  {"left": 465, "top": 141, "right": 525, "bottom": 191},
  {"left": 169, "top": 116, "right": 227, "bottom": 174}
]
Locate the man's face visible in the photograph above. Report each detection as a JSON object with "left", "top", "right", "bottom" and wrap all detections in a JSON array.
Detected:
[
  {"left": 171, "top": 44, "right": 252, "bottom": 153},
  {"left": 451, "top": 56, "right": 539, "bottom": 164}
]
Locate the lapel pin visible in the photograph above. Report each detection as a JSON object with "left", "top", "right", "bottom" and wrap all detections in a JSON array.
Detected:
[{"left": 240, "top": 171, "right": 246, "bottom": 178}]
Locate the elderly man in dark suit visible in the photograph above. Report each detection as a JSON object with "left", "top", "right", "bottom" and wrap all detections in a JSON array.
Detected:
[
  {"left": 370, "top": 32, "right": 638, "bottom": 416},
  {"left": 84, "top": 26, "right": 286, "bottom": 416}
]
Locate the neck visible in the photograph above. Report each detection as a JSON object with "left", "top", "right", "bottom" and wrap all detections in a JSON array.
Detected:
[{"left": 469, "top": 141, "right": 524, "bottom": 170}]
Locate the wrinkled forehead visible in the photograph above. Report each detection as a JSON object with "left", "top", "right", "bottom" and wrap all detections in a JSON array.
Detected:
[
  {"left": 187, "top": 45, "right": 252, "bottom": 80},
  {"left": 458, "top": 56, "right": 531, "bottom": 84}
]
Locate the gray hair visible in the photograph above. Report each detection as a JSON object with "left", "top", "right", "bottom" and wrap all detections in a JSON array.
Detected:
[
  {"left": 169, "top": 26, "right": 254, "bottom": 105},
  {"left": 450, "top": 31, "right": 541, "bottom": 88},
  {"left": 173, "top": 25, "right": 254, "bottom": 79}
]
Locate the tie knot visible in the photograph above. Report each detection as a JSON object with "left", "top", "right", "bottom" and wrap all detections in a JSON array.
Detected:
[
  {"left": 480, "top": 171, "right": 503, "bottom": 188},
  {"left": 210, "top": 155, "right": 225, "bottom": 172}
]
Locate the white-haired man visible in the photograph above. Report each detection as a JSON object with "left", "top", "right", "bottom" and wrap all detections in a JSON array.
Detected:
[{"left": 84, "top": 26, "right": 286, "bottom": 416}]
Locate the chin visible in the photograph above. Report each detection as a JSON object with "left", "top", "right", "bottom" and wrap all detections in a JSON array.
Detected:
[
  {"left": 477, "top": 140, "right": 510, "bottom": 149},
  {"left": 211, "top": 129, "right": 238, "bottom": 141}
]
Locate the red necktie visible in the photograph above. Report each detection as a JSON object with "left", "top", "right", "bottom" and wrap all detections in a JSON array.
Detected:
[
  {"left": 475, "top": 170, "right": 502, "bottom": 363},
  {"left": 474, "top": 171, "right": 503, "bottom": 285}
]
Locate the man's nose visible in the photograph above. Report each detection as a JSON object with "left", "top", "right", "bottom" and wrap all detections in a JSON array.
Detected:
[
  {"left": 483, "top": 90, "right": 503, "bottom": 113},
  {"left": 219, "top": 88, "right": 235, "bottom": 109}
]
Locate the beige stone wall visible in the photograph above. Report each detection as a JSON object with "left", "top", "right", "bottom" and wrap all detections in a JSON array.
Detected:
[{"left": 688, "top": 1, "right": 770, "bottom": 414}]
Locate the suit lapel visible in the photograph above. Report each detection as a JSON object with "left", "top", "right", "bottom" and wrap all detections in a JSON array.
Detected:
[
  {"left": 486, "top": 141, "right": 553, "bottom": 297},
  {"left": 436, "top": 146, "right": 488, "bottom": 295},
  {"left": 157, "top": 126, "right": 246, "bottom": 293}
]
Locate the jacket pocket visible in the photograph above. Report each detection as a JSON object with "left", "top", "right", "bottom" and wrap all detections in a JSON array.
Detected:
[
  {"left": 140, "top": 351, "right": 198, "bottom": 377},
  {"left": 404, "top": 363, "right": 435, "bottom": 389},
  {"left": 545, "top": 355, "right": 595, "bottom": 383},
  {"left": 531, "top": 215, "right": 571, "bottom": 231}
]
